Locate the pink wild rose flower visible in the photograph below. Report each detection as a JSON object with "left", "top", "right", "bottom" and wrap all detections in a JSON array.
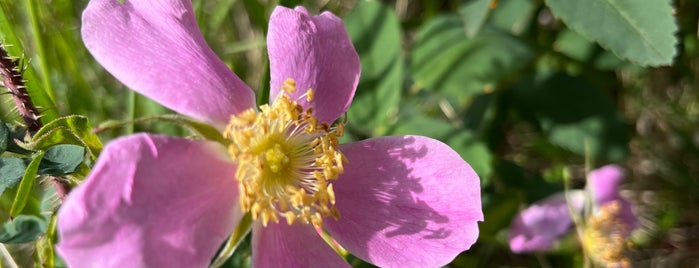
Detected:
[
  {"left": 509, "top": 165, "right": 637, "bottom": 255},
  {"left": 56, "top": 1, "right": 483, "bottom": 267}
]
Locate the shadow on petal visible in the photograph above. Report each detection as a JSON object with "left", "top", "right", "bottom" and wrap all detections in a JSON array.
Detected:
[{"left": 326, "top": 135, "right": 482, "bottom": 267}]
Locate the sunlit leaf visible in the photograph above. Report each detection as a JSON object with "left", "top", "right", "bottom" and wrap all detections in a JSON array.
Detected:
[
  {"left": 487, "top": 0, "right": 536, "bottom": 35},
  {"left": 345, "top": 0, "right": 403, "bottom": 136},
  {"left": 544, "top": 0, "right": 678, "bottom": 66},
  {"left": 459, "top": 0, "right": 491, "bottom": 37},
  {"left": 412, "top": 14, "right": 533, "bottom": 103}
]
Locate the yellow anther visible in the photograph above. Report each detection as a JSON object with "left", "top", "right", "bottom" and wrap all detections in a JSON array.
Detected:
[
  {"left": 285, "top": 211, "right": 297, "bottom": 225},
  {"left": 282, "top": 78, "right": 297, "bottom": 93},
  {"left": 224, "top": 79, "right": 345, "bottom": 226},
  {"left": 306, "top": 88, "right": 314, "bottom": 102}
]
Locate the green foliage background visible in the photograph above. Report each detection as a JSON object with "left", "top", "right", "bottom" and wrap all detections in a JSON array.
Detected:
[{"left": 1, "top": 0, "right": 698, "bottom": 266}]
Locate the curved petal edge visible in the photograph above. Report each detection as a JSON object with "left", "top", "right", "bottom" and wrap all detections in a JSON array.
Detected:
[
  {"left": 57, "top": 134, "right": 241, "bottom": 267},
  {"left": 325, "top": 135, "right": 483, "bottom": 267},
  {"left": 267, "top": 6, "right": 360, "bottom": 124},
  {"left": 82, "top": 0, "right": 256, "bottom": 125}
]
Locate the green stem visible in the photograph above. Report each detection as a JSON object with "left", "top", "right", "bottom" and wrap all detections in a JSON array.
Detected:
[{"left": 126, "top": 89, "right": 136, "bottom": 134}]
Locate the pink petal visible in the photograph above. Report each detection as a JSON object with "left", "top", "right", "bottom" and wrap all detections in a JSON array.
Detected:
[
  {"left": 267, "top": 6, "right": 360, "bottom": 124},
  {"left": 324, "top": 136, "right": 483, "bottom": 267},
  {"left": 57, "top": 134, "right": 241, "bottom": 267},
  {"left": 82, "top": 0, "right": 256, "bottom": 126},
  {"left": 588, "top": 164, "right": 637, "bottom": 230},
  {"left": 588, "top": 164, "right": 625, "bottom": 204},
  {"left": 508, "top": 191, "right": 586, "bottom": 253},
  {"left": 251, "top": 221, "right": 350, "bottom": 268}
]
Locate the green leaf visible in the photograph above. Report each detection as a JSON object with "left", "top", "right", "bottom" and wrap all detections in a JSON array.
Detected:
[
  {"left": 544, "top": 0, "right": 678, "bottom": 66},
  {"left": 344, "top": 0, "right": 403, "bottom": 136},
  {"left": 509, "top": 72, "right": 629, "bottom": 161},
  {"left": 30, "top": 115, "right": 102, "bottom": 159},
  {"left": 10, "top": 151, "right": 44, "bottom": 217},
  {"left": 0, "top": 215, "right": 46, "bottom": 243},
  {"left": 459, "top": 0, "right": 491, "bottom": 37},
  {"left": 0, "top": 158, "right": 26, "bottom": 195},
  {"left": 412, "top": 15, "right": 534, "bottom": 103},
  {"left": 0, "top": 122, "right": 8, "bottom": 154},
  {"left": 37, "top": 144, "right": 84, "bottom": 176},
  {"left": 554, "top": 29, "right": 594, "bottom": 62},
  {"left": 487, "top": 0, "right": 537, "bottom": 35}
]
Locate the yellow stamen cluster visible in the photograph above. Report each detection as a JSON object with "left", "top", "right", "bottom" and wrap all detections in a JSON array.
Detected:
[
  {"left": 223, "top": 78, "right": 346, "bottom": 226},
  {"left": 582, "top": 201, "right": 634, "bottom": 267}
]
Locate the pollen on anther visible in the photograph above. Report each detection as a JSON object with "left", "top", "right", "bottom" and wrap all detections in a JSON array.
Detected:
[{"left": 224, "top": 78, "right": 345, "bottom": 227}]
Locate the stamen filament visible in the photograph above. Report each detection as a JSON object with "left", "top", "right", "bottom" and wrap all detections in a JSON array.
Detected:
[{"left": 223, "top": 78, "right": 346, "bottom": 226}]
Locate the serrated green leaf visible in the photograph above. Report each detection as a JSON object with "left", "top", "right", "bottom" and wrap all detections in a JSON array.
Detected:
[
  {"left": 10, "top": 151, "right": 44, "bottom": 217},
  {"left": 412, "top": 15, "right": 533, "bottom": 103},
  {"left": 0, "top": 215, "right": 46, "bottom": 243},
  {"left": 0, "top": 158, "right": 26, "bottom": 195},
  {"left": 544, "top": 0, "right": 678, "bottom": 66},
  {"left": 30, "top": 115, "right": 102, "bottom": 159},
  {"left": 345, "top": 0, "right": 403, "bottom": 136},
  {"left": 37, "top": 144, "right": 84, "bottom": 176},
  {"left": 459, "top": 0, "right": 491, "bottom": 37}
]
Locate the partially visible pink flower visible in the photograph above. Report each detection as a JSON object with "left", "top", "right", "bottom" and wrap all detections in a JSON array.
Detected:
[
  {"left": 509, "top": 165, "right": 636, "bottom": 253},
  {"left": 56, "top": 1, "right": 483, "bottom": 267},
  {"left": 508, "top": 191, "right": 586, "bottom": 253}
]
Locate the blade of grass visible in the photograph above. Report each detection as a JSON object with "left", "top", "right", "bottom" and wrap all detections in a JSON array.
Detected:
[{"left": 25, "top": 0, "right": 56, "bottom": 103}]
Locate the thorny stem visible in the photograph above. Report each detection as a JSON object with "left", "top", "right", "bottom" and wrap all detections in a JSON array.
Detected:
[
  {"left": 0, "top": 44, "right": 41, "bottom": 131},
  {"left": 0, "top": 43, "right": 71, "bottom": 200}
]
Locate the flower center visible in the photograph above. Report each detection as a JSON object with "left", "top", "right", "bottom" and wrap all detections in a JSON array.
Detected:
[
  {"left": 223, "top": 78, "right": 345, "bottom": 226},
  {"left": 582, "top": 201, "right": 633, "bottom": 267}
]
